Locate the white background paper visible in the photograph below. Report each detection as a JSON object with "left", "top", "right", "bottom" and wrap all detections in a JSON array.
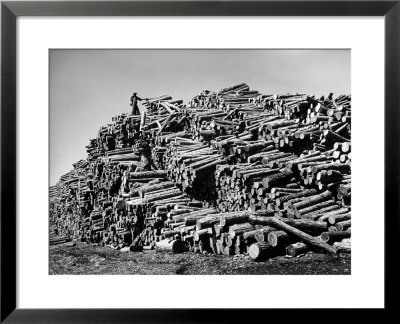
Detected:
[{"left": 17, "top": 17, "right": 384, "bottom": 308}]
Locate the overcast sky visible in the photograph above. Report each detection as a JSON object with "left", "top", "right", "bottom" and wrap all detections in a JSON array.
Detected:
[{"left": 50, "top": 49, "right": 350, "bottom": 185}]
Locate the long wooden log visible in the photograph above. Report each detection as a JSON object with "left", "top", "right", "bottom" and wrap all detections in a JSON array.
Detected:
[
  {"left": 196, "top": 215, "right": 221, "bottom": 230},
  {"left": 262, "top": 169, "right": 293, "bottom": 188},
  {"left": 327, "top": 212, "right": 351, "bottom": 225},
  {"left": 311, "top": 163, "right": 350, "bottom": 174},
  {"left": 317, "top": 208, "right": 350, "bottom": 222},
  {"left": 184, "top": 213, "right": 219, "bottom": 226},
  {"left": 146, "top": 189, "right": 183, "bottom": 203},
  {"left": 171, "top": 208, "right": 216, "bottom": 223},
  {"left": 249, "top": 215, "right": 277, "bottom": 226},
  {"left": 261, "top": 217, "right": 337, "bottom": 254},
  {"left": 138, "top": 182, "right": 175, "bottom": 198},
  {"left": 130, "top": 170, "right": 167, "bottom": 179},
  {"left": 283, "top": 219, "right": 328, "bottom": 234},
  {"left": 290, "top": 190, "right": 332, "bottom": 211},
  {"left": 219, "top": 211, "right": 250, "bottom": 227},
  {"left": 294, "top": 200, "right": 336, "bottom": 218},
  {"left": 301, "top": 205, "right": 342, "bottom": 220},
  {"left": 228, "top": 222, "right": 255, "bottom": 238},
  {"left": 323, "top": 130, "right": 350, "bottom": 143},
  {"left": 192, "top": 158, "right": 225, "bottom": 177},
  {"left": 276, "top": 189, "right": 318, "bottom": 207}
]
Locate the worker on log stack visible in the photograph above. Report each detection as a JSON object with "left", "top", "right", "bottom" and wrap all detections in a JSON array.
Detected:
[
  {"left": 130, "top": 92, "right": 148, "bottom": 115},
  {"left": 136, "top": 139, "right": 157, "bottom": 171}
]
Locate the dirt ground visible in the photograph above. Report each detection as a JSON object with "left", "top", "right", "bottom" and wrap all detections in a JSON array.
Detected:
[{"left": 49, "top": 242, "right": 350, "bottom": 275}]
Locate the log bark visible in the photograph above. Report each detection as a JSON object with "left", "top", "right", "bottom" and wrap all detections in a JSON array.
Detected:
[
  {"left": 276, "top": 189, "right": 318, "bottom": 207},
  {"left": 193, "top": 228, "right": 212, "bottom": 241},
  {"left": 301, "top": 205, "right": 341, "bottom": 221},
  {"left": 145, "top": 188, "right": 183, "bottom": 202},
  {"left": 283, "top": 219, "right": 328, "bottom": 234},
  {"left": 311, "top": 163, "right": 350, "bottom": 174},
  {"left": 248, "top": 215, "right": 275, "bottom": 226},
  {"left": 327, "top": 212, "right": 351, "bottom": 225},
  {"left": 317, "top": 208, "right": 349, "bottom": 222},
  {"left": 286, "top": 242, "right": 309, "bottom": 256},
  {"left": 248, "top": 242, "right": 285, "bottom": 261},
  {"left": 290, "top": 190, "right": 332, "bottom": 211},
  {"left": 228, "top": 223, "right": 255, "bottom": 238},
  {"left": 333, "top": 239, "right": 351, "bottom": 253},
  {"left": 196, "top": 215, "right": 221, "bottom": 230},
  {"left": 130, "top": 170, "right": 167, "bottom": 179},
  {"left": 219, "top": 211, "right": 250, "bottom": 226},
  {"left": 335, "top": 220, "right": 351, "bottom": 231},
  {"left": 243, "top": 226, "right": 275, "bottom": 242},
  {"left": 262, "top": 169, "right": 293, "bottom": 188},
  {"left": 254, "top": 226, "right": 277, "bottom": 243},
  {"left": 294, "top": 200, "right": 336, "bottom": 218},
  {"left": 155, "top": 239, "right": 186, "bottom": 253},
  {"left": 162, "top": 228, "right": 181, "bottom": 239},
  {"left": 138, "top": 182, "right": 175, "bottom": 198},
  {"left": 267, "top": 230, "right": 293, "bottom": 247},
  {"left": 320, "top": 230, "right": 351, "bottom": 244},
  {"left": 171, "top": 208, "right": 216, "bottom": 223}
]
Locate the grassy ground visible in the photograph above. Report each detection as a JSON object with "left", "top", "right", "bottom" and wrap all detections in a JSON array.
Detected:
[{"left": 49, "top": 242, "right": 350, "bottom": 275}]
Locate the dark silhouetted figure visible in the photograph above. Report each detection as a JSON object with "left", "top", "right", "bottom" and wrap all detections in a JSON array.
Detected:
[
  {"left": 136, "top": 139, "right": 157, "bottom": 171},
  {"left": 130, "top": 92, "right": 148, "bottom": 115}
]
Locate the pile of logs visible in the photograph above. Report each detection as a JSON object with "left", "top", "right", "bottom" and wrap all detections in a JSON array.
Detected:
[
  {"left": 50, "top": 83, "right": 351, "bottom": 262},
  {"left": 164, "top": 139, "right": 225, "bottom": 201},
  {"left": 49, "top": 93, "right": 195, "bottom": 246},
  {"left": 49, "top": 223, "right": 71, "bottom": 245},
  {"left": 215, "top": 163, "right": 298, "bottom": 212},
  {"left": 151, "top": 209, "right": 351, "bottom": 258}
]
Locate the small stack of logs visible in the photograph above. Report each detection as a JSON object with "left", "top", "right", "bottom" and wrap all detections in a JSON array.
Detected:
[
  {"left": 164, "top": 139, "right": 225, "bottom": 202},
  {"left": 215, "top": 163, "right": 299, "bottom": 213}
]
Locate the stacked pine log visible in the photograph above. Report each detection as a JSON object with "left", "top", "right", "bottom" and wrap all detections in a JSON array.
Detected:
[
  {"left": 185, "top": 108, "right": 236, "bottom": 142},
  {"left": 188, "top": 83, "right": 259, "bottom": 111},
  {"left": 163, "top": 139, "right": 225, "bottom": 202},
  {"left": 262, "top": 93, "right": 350, "bottom": 124},
  {"left": 151, "top": 132, "right": 192, "bottom": 169},
  {"left": 50, "top": 83, "right": 351, "bottom": 261},
  {"left": 215, "top": 163, "right": 298, "bottom": 212},
  {"left": 258, "top": 94, "right": 351, "bottom": 153}
]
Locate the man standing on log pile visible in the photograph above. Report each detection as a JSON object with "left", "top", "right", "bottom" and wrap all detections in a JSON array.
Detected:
[
  {"left": 130, "top": 92, "right": 148, "bottom": 115},
  {"left": 136, "top": 139, "right": 157, "bottom": 171}
]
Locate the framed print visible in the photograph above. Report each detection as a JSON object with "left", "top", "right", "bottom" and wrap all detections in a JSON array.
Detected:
[{"left": 1, "top": 0, "right": 399, "bottom": 322}]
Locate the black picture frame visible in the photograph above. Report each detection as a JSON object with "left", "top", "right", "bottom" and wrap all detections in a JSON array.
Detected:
[{"left": 1, "top": 0, "right": 399, "bottom": 322}]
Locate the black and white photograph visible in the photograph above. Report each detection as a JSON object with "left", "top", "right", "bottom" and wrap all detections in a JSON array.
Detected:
[{"left": 49, "top": 49, "right": 351, "bottom": 275}]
